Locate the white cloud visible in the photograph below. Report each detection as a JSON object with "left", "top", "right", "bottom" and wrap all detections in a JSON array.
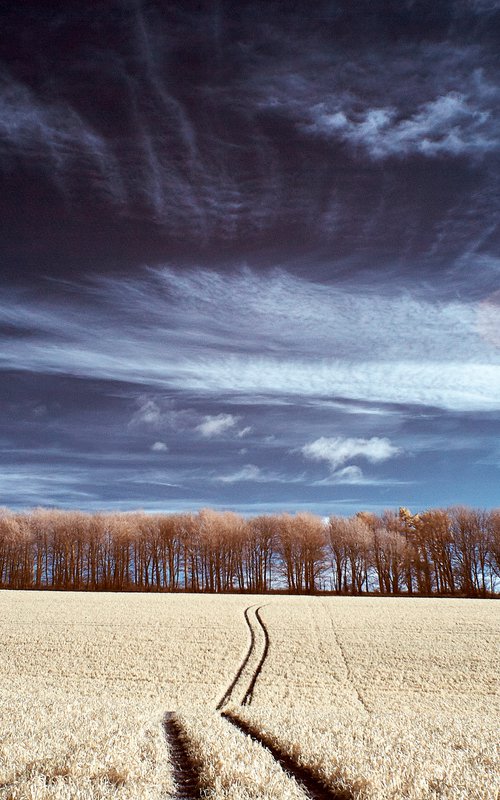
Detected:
[
  {"left": 130, "top": 398, "right": 162, "bottom": 427},
  {"left": 129, "top": 397, "right": 200, "bottom": 432},
  {"left": 196, "top": 413, "right": 239, "bottom": 437},
  {"left": 216, "top": 464, "right": 301, "bottom": 484},
  {"left": 327, "top": 466, "right": 365, "bottom": 484},
  {"left": 217, "top": 464, "right": 263, "bottom": 483},
  {"left": 312, "top": 466, "right": 410, "bottom": 487},
  {"left": 308, "top": 93, "right": 496, "bottom": 159},
  {"left": 302, "top": 436, "right": 400, "bottom": 471},
  {"left": 151, "top": 441, "right": 168, "bottom": 451},
  {"left": 2, "top": 268, "right": 500, "bottom": 412},
  {"left": 303, "top": 437, "right": 401, "bottom": 484},
  {"left": 254, "top": 40, "right": 500, "bottom": 162},
  {"left": 237, "top": 426, "right": 252, "bottom": 438},
  {"left": 313, "top": 466, "right": 368, "bottom": 485}
]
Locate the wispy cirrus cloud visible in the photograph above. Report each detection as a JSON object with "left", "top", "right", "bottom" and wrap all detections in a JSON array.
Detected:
[
  {"left": 1, "top": 267, "right": 500, "bottom": 412},
  {"left": 0, "top": 70, "right": 125, "bottom": 202},
  {"left": 0, "top": 5, "right": 284, "bottom": 238},
  {"left": 215, "top": 463, "right": 301, "bottom": 484},
  {"left": 315, "top": 465, "right": 367, "bottom": 485},
  {"left": 311, "top": 466, "right": 405, "bottom": 486},
  {"left": 216, "top": 464, "right": 264, "bottom": 483}
]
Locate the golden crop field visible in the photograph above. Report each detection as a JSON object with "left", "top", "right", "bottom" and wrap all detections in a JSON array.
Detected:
[{"left": 0, "top": 592, "right": 498, "bottom": 800}]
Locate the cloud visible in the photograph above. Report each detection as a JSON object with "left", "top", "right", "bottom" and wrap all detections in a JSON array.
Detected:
[
  {"left": 151, "top": 441, "right": 168, "bottom": 451},
  {"left": 302, "top": 435, "right": 402, "bottom": 485},
  {"left": 302, "top": 436, "right": 401, "bottom": 471},
  {"left": 315, "top": 466, "right": 367, "bottom": 485},
  {"left": 306, "top": 93, "right": 496, "bottom": 159},
  {"left": 254, "top": 37, "right": 500, "bottom": 161},
  {"left": 216, "top": 464, "right": 300, "bottom": 484},
  {"left": 129, "top": 397, "right": 249, "bottom": 440},
  {"left": 217, "top": 464, "right": 263, "bottom": 483},
  {"left": 196, "top": 413, "right": 239, "bottom": 437},
  {"left": 3, "top": 8, "right": 498, "bottom": 244},
  {"left": 476, "top": 289, "right": 500, "bottom": 349},
  {"left": 130, "top": 398, "right": 162, "bottom": 427},
  {"left": 312, "top": 466, "right": 411, "bottom": 487},
  {"left": 0, "top": 5, "right": 284, "bottom": 238},
  {"left": 2, "top": 267, "right": 500, "bottom": 412},
  {"left": 237, "top": 426, "right": 252, "bottom": 438},
  {"left": 0, "top": 71, "right": 125, "bottom": 202},
  {"left": 128, "top": 396, "right": 199, "bottom": 431}
]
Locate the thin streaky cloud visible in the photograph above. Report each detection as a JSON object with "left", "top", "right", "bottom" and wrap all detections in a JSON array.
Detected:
[
  {"left": 1, "top": 268, "right": 500, "bottom": 412},
  {"left": 3, "top": 2, "right": 500, "bottom": 512}
]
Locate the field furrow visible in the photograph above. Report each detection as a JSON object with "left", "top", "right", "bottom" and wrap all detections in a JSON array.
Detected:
[
  {"left": 163, "top": 713, "right": 202, "bottom": 799},
  {"left": 241, "top": 606, "right": 270, "bottom": 707},
  {"left": 222, "top": 710, "right": 349, "bottom": 800}
]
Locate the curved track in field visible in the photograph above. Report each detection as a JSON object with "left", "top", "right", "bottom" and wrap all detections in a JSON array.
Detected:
[
  {"left": 163, "top": 712, "right": 202, "bottom": 799},
  {"left": 222, "top": 711, "right": 352, "bottom": 800},
  {"left": 218, "top": 603, "right": 353, "bottom": 799},
  {"left": 216, "top": 604, "right": 258, "bottom": 710},
  {"left": 241, "top": 604, "right": 270, "bottom": 706}
]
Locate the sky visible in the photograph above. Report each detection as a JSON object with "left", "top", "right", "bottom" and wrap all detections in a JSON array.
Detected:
[{"left": 2, "top": 0, "right": 500, "bottom": 516}]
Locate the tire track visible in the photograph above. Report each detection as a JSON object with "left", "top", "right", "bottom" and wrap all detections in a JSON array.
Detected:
[
  {"left": 241, "top": 605, "right": 269, "bottom": 706},
  {"left": 216, "top": 603, "right": 354, "bottom": 799},
  {"left": 163, "top": 712, "right": 202, "bottom": 799},
  {"left": 216, "top": 604, "right": 257, "bottom": 710},
  {"left": 219, "top": 605, "right": 353, "bottom": 798},
  {"left": 221, "top": 711, "right": 352, "bottom": 800}
]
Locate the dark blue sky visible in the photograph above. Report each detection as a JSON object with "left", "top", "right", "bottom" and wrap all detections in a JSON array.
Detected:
[{"left": 2, "top": 0, "right": 500, "bottom": 515}]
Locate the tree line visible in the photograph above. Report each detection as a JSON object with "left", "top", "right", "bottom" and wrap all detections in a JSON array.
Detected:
[{"left": 0, "top": 506, "right": 498, "bottom": 596}]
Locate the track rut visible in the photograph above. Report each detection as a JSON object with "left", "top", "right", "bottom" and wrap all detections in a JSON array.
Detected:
[
  {"left": 165, "top": 602, "right": 354, "bottom": 799},
  {"left": 163, "top": 712, "right": 201, "bottom": 799},
  {"left": 217, "top": 603, "right": 353, "bottom": 799},
  {"left": 217, "top": 603, "right": 268, "bottom": 710},
  {"left": 222, "top": 711, "right": 352, "bottom": 800}
]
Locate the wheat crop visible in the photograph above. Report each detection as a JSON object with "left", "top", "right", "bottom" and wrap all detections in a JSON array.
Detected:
[
  {"left": 1, "top": 591, "right": 498, "bottom": 799},
  {"left": 0, "top": 591, "right": 278, "bottom": 799},
  {"left": 231, "top": 596, "right": 500, "bottom": 799}
]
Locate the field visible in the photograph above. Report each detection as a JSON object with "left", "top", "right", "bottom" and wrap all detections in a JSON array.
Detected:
[{"left": 0, "top": 592, "right": 498, "bottom": 799}]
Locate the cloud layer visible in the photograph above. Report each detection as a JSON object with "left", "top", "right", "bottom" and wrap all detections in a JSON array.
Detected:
[
  {"left": 1, "top": 3, "right": 500, "bottom": 253},
  {"left": 2, "top": 2, "right": 500, "bottom": 512},
  {"left": 1, "top": 267, "right": 499, "bottom": 412}
]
